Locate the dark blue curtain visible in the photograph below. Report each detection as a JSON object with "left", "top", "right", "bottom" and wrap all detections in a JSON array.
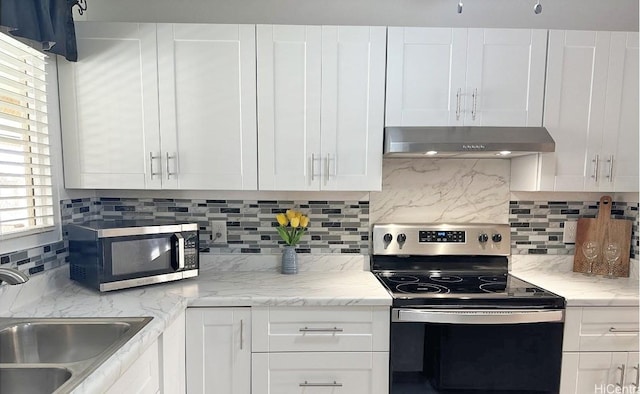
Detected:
[{"left": 0, "top": 0, "right": 77, "bottom": 61}]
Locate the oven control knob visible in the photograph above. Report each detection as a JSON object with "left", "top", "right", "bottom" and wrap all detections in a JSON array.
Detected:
[
  {"left": 478, "top": 233, "right": 489, "bottom": 243},
  {"left": 397, "top": 233, "right": 407, "bottom": 243},
  {"left": 492, "top": 233, "right": 503, "bottom": 243},
  {"left": 383, "top": 233, "right": 393, "bottom": 243}
]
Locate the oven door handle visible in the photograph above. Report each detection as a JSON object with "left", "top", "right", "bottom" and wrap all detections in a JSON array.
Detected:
[{"left": 394, "top": 309, "right": 564, "bottom": 324}]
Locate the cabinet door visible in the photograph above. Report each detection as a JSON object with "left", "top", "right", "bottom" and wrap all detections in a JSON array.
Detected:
[
  {"left": 106, "top": 340, "right": 160, "bottom": 394},
  {"left": 252, "top": 352, "right": 389, "bottom": 394},
  {"left": 321, "top": 26, "right": 386, "bottom": 191},
  {"left": 257, "top": 25, "right": 322, "bottom": 190},
  {"left": 385, "top": 27, "right": 467, "bottom": 126},
  {"left": 59, "top": 22, "right": 160, "bottom": 189},
  {"left": 544, "top": 30, "right": 611, "bottom": 191},
  {"left": 600, "top": 32, "right": 639, "bottom": 192},
  {"left": 186, "top": 308, "right": 251, "bottom": 394},
  {"left": 560, "top": 352, "right": 626, "bottom": 394},
  {"left": 465, "top": 29, "right": 546, "bottom": 127},
  {"left": 157, "top": 24, "right": 257, "bottom": 190},
  {"left": 625, "top": 352, "right": 640, "bottom": 389}
]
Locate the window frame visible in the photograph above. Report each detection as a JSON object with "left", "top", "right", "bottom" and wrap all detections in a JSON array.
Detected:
[{"left": 0, "top": 32, "right": 62, "bottom": 255}]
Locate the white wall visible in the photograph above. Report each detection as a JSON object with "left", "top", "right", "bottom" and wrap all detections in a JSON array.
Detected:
[{"left": 75, "top": 0, "right": 638, "bottom": 31}]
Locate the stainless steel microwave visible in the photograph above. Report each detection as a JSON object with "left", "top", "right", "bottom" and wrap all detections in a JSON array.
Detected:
[{"left": 67, "top": 221, "right": 199, "bottom": 292}]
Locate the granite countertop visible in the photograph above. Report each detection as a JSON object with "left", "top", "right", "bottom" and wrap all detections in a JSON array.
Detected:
[
  {"left": 0, "top": 260, "right": 391, "bottom": 394},
  {"left": 511, "top": 255, "right": 640, "bottom": 307}
]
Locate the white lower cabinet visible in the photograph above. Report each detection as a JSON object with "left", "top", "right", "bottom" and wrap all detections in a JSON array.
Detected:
[
  {"left": 252, "top": 352, "right": 388, "bottom": 394},
  {"left": 186, "top": 307, "right": 251, "bottom": 394},
  {"left": 161, "top": 311, "right": 186, "bottom": 394},
  {"left": 106, "top": 339, "right": 161, "bottom": 394},
  {"left": 560, "top": 306, "right": 640, "bottom": 394},
  {"left": 251, "top": 306, "right": 389, "bottom": 394}
]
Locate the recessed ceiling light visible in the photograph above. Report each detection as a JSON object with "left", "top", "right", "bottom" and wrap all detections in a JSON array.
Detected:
[
  {"left": 425, "top": 151, "right": 438, "bottom": 156},
  {"left": 497, "top": 151, "right": 512, "bottom": 156}
]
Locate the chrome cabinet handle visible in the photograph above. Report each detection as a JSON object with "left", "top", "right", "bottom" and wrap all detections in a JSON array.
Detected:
[
  {"left": 471, "top": 88, "right": 478, "bottom": 121},
  {"left": 299, "top": 327, "right": 344, "bottom": 333},
  {"left": 455, "top": 88, "right": 462, "bottom": 120},
  {"left": 166, "top": 152, "right": 177, "bottom": 179},
  {"left": 149, "top": 152, "right": 161, "bottom": 178},
  {"left": 299, "top": 381, "right": 343, "bottom": 387},
  {"left": 609, "top": 327, "right": 640, "bottom": 333},
  {"left": 617, "top": 364, "right": 626, "bottom": 388},
  {"left": 591, "top": 155, "right": 600, "bottom": 182},
  {"left": 325, "top": 153, "right": 330, "bottom": 185},
  {"left": 633, "top": 364, "right": 639, "bottom": 389},
  {"left": 311, "top": 154, "right": 316, "bottom": 181},
  {"left": 240, "top": 319, "right": 244, "bottom": 350},
  {"left": 606, "top": 155, "right": 614, "bottom": 182}
]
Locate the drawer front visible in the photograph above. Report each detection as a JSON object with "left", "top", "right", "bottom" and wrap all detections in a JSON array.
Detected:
[
  {"left": 564, "top": 307, "right": 639, "bottom": 352},
  {"left": 252, "top": 352, "right": 388, "bottom": 394},
  {"left": 252, "top": 306, "right": 389, "bottom": 352}
]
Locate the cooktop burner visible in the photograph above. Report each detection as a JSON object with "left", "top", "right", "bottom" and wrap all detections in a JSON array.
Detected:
[{"left": 375, "top": 271, "right": 564, "bottom": 308}]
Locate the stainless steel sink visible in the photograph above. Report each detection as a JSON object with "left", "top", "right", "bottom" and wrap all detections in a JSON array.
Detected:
[
  {"left": 0, "top": 367, "right": 72, "bottom": 394},
  {"left": 0, "top": 317, "right": 152, "bottom": 393},
  {"left": 0, "top": 321, "right": 133, "bottom": 363}
]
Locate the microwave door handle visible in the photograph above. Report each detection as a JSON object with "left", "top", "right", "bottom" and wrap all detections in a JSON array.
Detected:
[{"left": 174, "top": 233, "right": 185, "bottom": 270}]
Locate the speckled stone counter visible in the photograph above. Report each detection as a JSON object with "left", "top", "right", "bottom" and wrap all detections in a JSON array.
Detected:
[
  {"left": 511, "top": 255, "right": 639, "bottom": 307},
  {"left": 0, "top": 255, "right": 391, "bottom": 393}
]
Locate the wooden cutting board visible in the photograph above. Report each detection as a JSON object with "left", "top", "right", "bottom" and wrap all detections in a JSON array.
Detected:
[{"left": 573, "top": 196, "right": 632, "bottom": 277}]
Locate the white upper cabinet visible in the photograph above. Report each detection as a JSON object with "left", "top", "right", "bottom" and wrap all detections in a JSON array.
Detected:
[
  {"left": 386, "top": 28, "right": 467, "bottom": 126},
  {"left": 514, "top": 30, "right": 639, "bottom": 192},
  {"left": 258, "top": 25, "right": 386, "bottom": 191},
  {"left": 60, "top": 22, "right": 257, "bottom": 190},
  {"left": 157, "top": 24, "right": 258, "bottom": 190},
  {"left": 257, "top": 25, "right": 322, "bottom": 191},
  {"left": 59, "top": 23, "right": 160, "bottom": 189},
  {"left": 598, "top": 32, "right": 639, "bottom": 192},
  {"left": 385, "top": 27, "right": 546, "bottom": 127}
]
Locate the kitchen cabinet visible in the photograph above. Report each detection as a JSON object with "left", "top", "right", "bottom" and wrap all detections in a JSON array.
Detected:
[
  {"left": 251, "top": 306, "right": 389, "bottom": 394},
  {"left": 157, "top": 24, "right": 257, "bottom": 190},
  {"left": 59, "top": 22, "right": 160, "bottom": 189},
  {"left": 560, "top": 306, "right": 639, "bottom": 393},
  {"left": 511, "top": 30, "right": 639, "bottom": 192},
  {"left": 160, "top": 311, "right": 186, "bottom": 394},
  {"left": 385, "top": 27, "right": 546, "bottom": 127},
  {"left": 186, "top": 307, "right": 251, "bottom": 394},
  {"left": 59, "top": 22, "right": 257, "bottom": 190},
  {"left": 257, "top": 25, "right": 386, "bottom": 191},
  {"left": 106, "top": 339, "right": 160, "bottom": 394}
]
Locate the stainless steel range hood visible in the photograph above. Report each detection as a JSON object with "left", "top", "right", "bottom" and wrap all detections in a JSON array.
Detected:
[{"left": 384, "top": 126, "right": 555, "bottom": 158}]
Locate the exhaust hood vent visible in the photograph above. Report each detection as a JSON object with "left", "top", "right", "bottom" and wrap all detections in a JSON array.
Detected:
[{"left": 384, "top": 126, "right": 555, "bottom": 158}]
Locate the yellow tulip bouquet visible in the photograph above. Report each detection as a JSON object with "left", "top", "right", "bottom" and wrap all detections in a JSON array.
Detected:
[{"left": 275, "top": 209, "right": 310, "bottom": 246}]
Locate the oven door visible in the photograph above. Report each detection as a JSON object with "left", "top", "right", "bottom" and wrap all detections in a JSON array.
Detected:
[
  {"left": 100, "top": 231, "right": 198, "bottom": 286},
  {"left": 390, "top": 308, "right": 564, "bottom": 393}
]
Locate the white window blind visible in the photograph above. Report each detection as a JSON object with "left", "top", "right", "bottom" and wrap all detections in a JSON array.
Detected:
[{"left": 0, "top": 32, "right": 53, "bottom": 239}]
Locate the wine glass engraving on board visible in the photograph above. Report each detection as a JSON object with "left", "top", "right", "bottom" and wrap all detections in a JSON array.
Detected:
[
  {"left": 603, "top": 242, "right": 621, "bottom": 279},
  {"left": 581, "top": 241, "right": 599, "bottom": 276}
]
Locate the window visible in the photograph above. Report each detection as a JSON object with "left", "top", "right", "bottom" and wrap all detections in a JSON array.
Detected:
[{"left": 0, "top": 32, "right": 53, "bottom": 240}]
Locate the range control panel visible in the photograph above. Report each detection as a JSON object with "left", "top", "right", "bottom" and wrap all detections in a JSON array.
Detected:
[
  {"left": 419, "top": 230, "right": 466, "bottom": 243},
  {"left": 372, "top": 223, "right": 510, "bottom": 256}
]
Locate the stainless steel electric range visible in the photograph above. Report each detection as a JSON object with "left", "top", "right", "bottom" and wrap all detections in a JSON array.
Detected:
[{"left": 371, "top": 223, "right": 565, "bottom": 394}]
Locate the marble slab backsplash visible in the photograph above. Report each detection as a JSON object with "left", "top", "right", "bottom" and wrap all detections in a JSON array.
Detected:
[
  {"left": 510, "top": 200, "right": 639, "bottom": 258},
  {"left": 370, "top": 159, "right": 510, "bottom": 224}
]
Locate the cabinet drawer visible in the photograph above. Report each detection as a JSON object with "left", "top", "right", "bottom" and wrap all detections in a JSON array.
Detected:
[
  {"left": 106, "top": 341, "right": 159, "bottom": 394},
  {"left": 564, "top": 307, "right": 639, "bottom": 352},
  {"left": 252, "top": 352, "right": 388, "bottom": 394},
  {"left": 252, "top": 306, "right": 389, "bottom": 352}
]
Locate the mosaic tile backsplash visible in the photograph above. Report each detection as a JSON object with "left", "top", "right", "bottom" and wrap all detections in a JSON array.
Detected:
[
  {"left": 510, "top": 200, "right": 639, "bottom": 258},
  {"left": 3, "top": 195, "right": 639, "bottom": 279},
  {"left": 98, "top": 198, "right": 370, "bottom": 254}
]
